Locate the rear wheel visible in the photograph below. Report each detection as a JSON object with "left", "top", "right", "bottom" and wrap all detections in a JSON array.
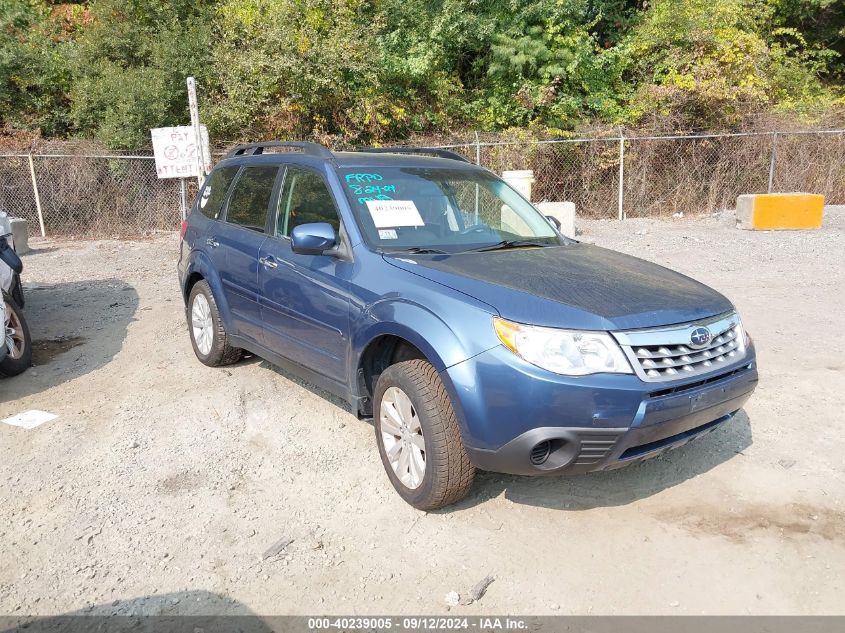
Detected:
[
  {"left": 0, "top": 293, "right": 32, "bottom": 377},
  {"left": 187, "top": 280, "right": 242, "bottom": 367},
  {"left": 374, "top": 359, "right": 475, "bottom": 509}
]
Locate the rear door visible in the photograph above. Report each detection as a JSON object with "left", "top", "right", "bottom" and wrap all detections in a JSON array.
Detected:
[
  {"left": 192, "top": 164, "right": 239, "bottom": 274},
  {"left": 258, "top": 165, "right": 351, "bottom": 384},
  {"left": 216, "top": 164, "right": 281, "bottom": 344}
]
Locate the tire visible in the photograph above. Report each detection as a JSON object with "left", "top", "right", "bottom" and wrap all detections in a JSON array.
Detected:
[
  {"left": 187, "top": 280, "right": 242, "bottom": 367},
  {"left": 374, "top": 359, "right": 475, "bottom": 510},
  {"left": 0, "top": 292, "right": 32, "bottom": 377}
]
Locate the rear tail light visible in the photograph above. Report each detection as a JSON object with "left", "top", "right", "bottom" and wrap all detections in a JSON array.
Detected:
[{"left": 180, "top": 220, "right": 188, "bottom": 240}]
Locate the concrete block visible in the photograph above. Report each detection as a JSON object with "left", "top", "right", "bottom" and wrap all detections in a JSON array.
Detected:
[
  {"left": 537, "top": 201, "right": 576, "bottom": 239},
  {"left": 9, "top": 218, "right": 29, "bottom": 254},
  {"left": 736, "top": 193, "right": 824, "bottom": 230}
]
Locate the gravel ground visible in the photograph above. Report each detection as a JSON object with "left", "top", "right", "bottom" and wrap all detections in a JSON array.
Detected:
[{"left": 1, "top": 209, "right": 843, "bottom": 617}]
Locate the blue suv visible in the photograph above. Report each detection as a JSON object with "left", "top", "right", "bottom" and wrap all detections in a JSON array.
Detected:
[{"left": 178, "top": 141, "right": 758, "bottom": 509}]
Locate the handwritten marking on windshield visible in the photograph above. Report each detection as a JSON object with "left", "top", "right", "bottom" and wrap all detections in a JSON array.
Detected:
[
  {"left": 345, "top": 173, "right": 384, "bottom": 183},
  {"left": 348, "top": 184, "right": 396, "bottom": 195}
]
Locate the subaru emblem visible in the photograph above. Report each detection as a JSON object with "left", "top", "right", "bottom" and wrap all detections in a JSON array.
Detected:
[{"left": 690, "top": 327, "right": 711, "bottom": 348}]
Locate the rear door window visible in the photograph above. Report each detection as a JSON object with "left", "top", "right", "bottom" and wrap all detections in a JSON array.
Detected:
[
  {"left": 197, "top": 166, "right": 239, "bottom": 220},
  {"left": 225, "top": 165, "right": 279, "bottom": 233}
]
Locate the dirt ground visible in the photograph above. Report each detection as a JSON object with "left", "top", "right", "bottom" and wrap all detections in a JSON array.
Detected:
[{"left": 1, "top": 209, "right": 844, "bottom": 617}]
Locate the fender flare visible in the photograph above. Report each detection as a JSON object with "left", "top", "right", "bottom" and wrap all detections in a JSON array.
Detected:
[
  {"left": 352, "top": 299, "right": 472, "bottom": 374},
  {"left": 351, "top": 298, "right": 494, "bottom": 437},
  {"left": 183, "top": 250, "right": 235, "bottom": 331}
]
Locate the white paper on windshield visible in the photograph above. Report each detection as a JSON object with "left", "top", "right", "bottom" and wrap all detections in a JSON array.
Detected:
[{"left": 365, "top": 200, "right": 425, "bottom": 228}]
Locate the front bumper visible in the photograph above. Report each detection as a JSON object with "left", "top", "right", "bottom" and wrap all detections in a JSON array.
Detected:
[{"left": 444, "top": 343, "right": 758, "bottom": 476}]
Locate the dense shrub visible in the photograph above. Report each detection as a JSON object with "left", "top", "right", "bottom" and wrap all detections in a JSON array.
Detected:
[{"left": 0, "top": 0, "right": 842, "bottom": 147}]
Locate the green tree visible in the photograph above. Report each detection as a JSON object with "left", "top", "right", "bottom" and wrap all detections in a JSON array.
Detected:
[
  {"left": 209, "top": 0, "right": 392, "bottom": 143},
  {"left": 768, "top": 0, "right": 845, "bottom": 79},
  {"left": 378, "top": 0, "right": 625, "bottom": 132},
  {"left": 1, "top": 0, "right": 843, "bottom": 145},
  {"left": 0, "top": 1, "right": 73, "bottom": 137},
  {"left": 68, "top": 0, "right": 216, "bottom": 148},
  {"left": 621, "top": 0, "right": 840, "bottom": 128},
  {"left": 483, "top": 0, "right": 625, "bottom": 129}
]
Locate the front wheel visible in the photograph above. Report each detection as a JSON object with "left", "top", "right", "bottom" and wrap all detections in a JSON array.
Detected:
[
  {"left": 0, "top": 293, "right": 32, "bottom": 377},
  {"left": 374, "top": 359, "right": 475, "bottom": 510}
]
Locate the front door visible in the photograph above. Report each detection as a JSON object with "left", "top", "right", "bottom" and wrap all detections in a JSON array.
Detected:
[
  {"left": 217, "top": 164, "right": 280, "bottom": 344},
  {"left": 258, "top": 165, "right": 351, "bottom": 385}
]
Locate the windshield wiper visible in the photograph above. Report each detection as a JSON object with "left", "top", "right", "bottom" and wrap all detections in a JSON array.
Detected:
[
  {"left": 388, "top": 246, "right": 449, "bottom": 255},
  {"left": 468, "top": 240, "right": 553, "bottom": 252}
]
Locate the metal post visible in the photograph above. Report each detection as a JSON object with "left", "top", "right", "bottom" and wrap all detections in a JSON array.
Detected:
[
  {"left": 474, "top": 131, "right": 481, "bottom": 222},
  {"left": 179, "top": 178, "right": 188, "bottom": 221},
  {"left": 187, "top": 77, "right": 205, "bottom": 187},
  {"left": 767, "top": 132, "right": 778, "bottom": 194},
  {"left": 474, "top": 130, "right": 481, "bottom": 165},
  {"left": 617, "top": 132, "right": 625, "bottom": 220},
  {"left": 27, "top": 154, "right": 46, "bottom": 237}
]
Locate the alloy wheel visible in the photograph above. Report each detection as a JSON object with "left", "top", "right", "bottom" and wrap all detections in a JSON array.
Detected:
[
  {"left": 4, "top": 301, "right": 25, "bottom": 360},
  {"left": 380, "top": 386, "right": 426, "bottom": 489},
  {"left": 191, "top": 294, "right": 214, "bottom": 355}
]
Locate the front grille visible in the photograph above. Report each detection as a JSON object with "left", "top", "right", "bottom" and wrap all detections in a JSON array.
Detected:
[
  {"left": 633, "top": 326, "right": 740, "bottom": 378},
  {"left": 613, "top": 312, "right": 746, "bottom": 383}
]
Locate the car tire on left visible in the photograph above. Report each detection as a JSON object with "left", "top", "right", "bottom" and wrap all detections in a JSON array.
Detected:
[{"left": 0, "top": 292, "right": 32, "bottom": 377}]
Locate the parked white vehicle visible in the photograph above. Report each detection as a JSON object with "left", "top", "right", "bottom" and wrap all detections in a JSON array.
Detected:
[{"left": 0, "top": 211, "right": 31, "bottom": 376}]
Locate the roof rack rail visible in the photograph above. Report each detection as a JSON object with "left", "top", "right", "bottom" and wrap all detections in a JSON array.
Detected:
[
  {"left": 225, "top": 141, "right": 333, "bottom": 159},
  {"left": 359, "top": 146, "right": 471, "bottom": 163}
]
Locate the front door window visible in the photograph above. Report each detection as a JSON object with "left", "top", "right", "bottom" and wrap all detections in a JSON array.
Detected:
[{"left": 277, "top": 167, "right": 340, "bottom": 238}]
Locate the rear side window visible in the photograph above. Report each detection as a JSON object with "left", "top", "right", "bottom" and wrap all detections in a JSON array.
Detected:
[
  {"left": 276, "top": 166, "right": 340, "bottom": 237},
  {"left": 197, "top": 166, "right": 239, "bottom": 219},
  {"left": 225, "top": 166, "right": 279, "bottom": 233}
]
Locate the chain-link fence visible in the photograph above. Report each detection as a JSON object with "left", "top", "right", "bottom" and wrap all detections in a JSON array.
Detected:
[
  {"left": 438, "top": 129, "right": 845, "bottom": 219},
  {"left": 1, "top": 129, "right": 843, "bottom": 237},
  {"left": 0, "top": 152, "right": 194, "bottom": 237}
]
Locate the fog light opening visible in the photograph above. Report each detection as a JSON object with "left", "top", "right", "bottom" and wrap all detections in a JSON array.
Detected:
[{"left": 530, "top": 440, "right": 552, "bottom": 465}]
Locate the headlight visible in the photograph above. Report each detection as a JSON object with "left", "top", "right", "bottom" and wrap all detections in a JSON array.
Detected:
[
  {"left": 732, "top": 312, "right": 750, "bottom": 353},
  {"left": 493, "top": 317, "right": 633, "bottom": 376}
]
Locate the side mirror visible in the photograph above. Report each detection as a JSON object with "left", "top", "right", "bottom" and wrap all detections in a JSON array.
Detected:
[
  {"left": 545, "top": 215, "right": 562, "bottom": 231},
  {"left": 290, "top": 222, "right": 337, "bottom": 255}
]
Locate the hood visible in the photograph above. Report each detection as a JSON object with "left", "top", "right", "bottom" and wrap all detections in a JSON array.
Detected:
[{"left": 383, "top": 243, "right": 733, "bottom": 331}]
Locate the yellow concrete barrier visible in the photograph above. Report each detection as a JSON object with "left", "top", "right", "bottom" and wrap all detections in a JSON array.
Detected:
[{"left": 736, "top": 193, "right": 824, "bottom": 230}]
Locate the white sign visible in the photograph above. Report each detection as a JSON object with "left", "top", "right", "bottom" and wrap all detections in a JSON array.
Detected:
[
  {"left": 150, "top": 125, "right": 210, "bottom": 179},
  {"left": 365, "top": 200, "right": 425, "bottom": 228},
  {"left": 1, "top": 409, "right": 57, "bottom": 429}
]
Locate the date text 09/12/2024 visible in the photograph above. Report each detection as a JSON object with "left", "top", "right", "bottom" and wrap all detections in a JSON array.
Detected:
[{"left": 307, "top": 617, "right": 528, "bottom": 630}]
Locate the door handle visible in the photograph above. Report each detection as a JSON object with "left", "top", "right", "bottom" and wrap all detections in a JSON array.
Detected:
[
  {"left": 259, "top": 256, "right": 278, "bottom": 269},
  {"left": 206, "top": 237, "right": 219, "bottom": 248}
]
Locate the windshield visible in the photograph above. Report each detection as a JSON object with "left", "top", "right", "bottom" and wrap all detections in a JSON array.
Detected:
[{"left": 338, "top": 167, "right": 561, "bottom": 253}]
